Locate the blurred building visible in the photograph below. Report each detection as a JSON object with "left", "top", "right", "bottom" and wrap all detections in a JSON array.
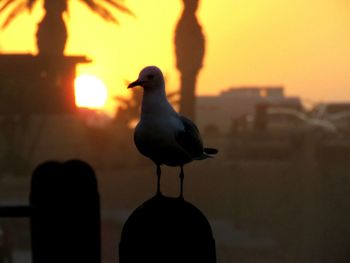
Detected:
[
  {"left": 0, "top": 54, "right": 89, "bottom": 114},
  {"left": 196, "top": 86, "right": 302, "bottom": 134}
]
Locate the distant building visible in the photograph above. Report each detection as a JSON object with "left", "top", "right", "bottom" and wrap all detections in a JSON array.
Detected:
[
  {"left": 196, "top": 86, "right": 302, "bottom": 134},
  {"left": 0, "top": 54, "right": 90, "bottom": 114}
]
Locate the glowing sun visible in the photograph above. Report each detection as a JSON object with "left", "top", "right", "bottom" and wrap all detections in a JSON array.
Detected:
[{"left": 75, "top": 75, "right": 108, "bottom": 109}]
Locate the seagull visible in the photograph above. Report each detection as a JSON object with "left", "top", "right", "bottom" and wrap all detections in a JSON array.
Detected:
[{"left": 128, "top": 66, "right": 218, "bottom": 199}]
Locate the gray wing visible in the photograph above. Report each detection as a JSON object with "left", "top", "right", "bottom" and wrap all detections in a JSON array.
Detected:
[{"left": 175, "top": 115, "right": 204, "bottom": 158}]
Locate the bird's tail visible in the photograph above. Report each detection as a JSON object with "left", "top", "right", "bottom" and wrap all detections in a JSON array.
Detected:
[
  {"left": 196, "top": 148, "right": 219, "bottom": 160},
  {"left": 204, "top": 148, "right": 218, "bottom": 155}
]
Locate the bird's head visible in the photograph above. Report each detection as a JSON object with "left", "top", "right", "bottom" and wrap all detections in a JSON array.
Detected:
[{"left": 128, "top": 66, "right": 165, "bottom": 90}]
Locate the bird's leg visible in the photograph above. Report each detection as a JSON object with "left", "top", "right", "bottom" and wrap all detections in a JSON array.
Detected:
[
  {"left": 156, "top": 164, "right": 162, "bottom": 196},
  {"left": 179, "top": 166, "right": 184, "bottom": 199}
]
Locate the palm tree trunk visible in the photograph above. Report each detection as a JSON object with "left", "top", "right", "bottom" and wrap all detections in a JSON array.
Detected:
[
  {"left": 179, "top": 72, "right": 197, "bottom": 120},
  {"left": 175, "top": 0, "right": 205, "bottom": 121},
  {"left": 36, "top": 14, "right": 67, "bottom": 56},
  {"left": 36, "top": 0, "right": 68, "bottom": 56}
]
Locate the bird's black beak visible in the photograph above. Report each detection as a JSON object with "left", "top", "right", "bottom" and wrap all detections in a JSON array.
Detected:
[{"left": 128, "top": 79, "right": 144, "bottom": 89}]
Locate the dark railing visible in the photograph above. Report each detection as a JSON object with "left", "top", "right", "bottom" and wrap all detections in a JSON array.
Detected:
[
  {"left": 0, "top": 160, "right": 101, "bottom": 263},
  {"left": 0, "top": 206, "right": 31, "bottom": 218}
]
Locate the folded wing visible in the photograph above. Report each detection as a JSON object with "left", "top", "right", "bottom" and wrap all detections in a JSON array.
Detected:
[{"left": 175, "top": 115, "right": 204, "bottom": 159}]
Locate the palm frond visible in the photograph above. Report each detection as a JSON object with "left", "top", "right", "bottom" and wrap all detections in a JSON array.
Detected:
[
  {"left": 0, "top": 0, "right": 17, "bottom": 13},
  {"left": 27, "top": 0, "right": 38, "bottom": 11},
  {"left": 82, "top": 0, "right": 119, "bottom": 24},
  {"left": 1, "top": 1, "right": 26, "bottom": 29},
  {"left": 114, "top": 96, "right": 131, "bottom": 106},
  {"left": 0, "top": 0, "right": 134, "bottom": 29},
  {"left": 103, "top": 0, "right": 135, "bottom": 17}
]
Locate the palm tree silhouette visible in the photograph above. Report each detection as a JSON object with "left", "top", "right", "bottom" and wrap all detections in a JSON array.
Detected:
[
  {"left": 0, "top": 0, "right": 134, "bottom": 55},
  {"left": 175, "top": 0, "right": 205, "bottom": 121}
]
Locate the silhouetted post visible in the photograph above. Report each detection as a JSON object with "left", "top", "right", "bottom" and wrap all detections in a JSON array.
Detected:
[
  {"left": 175, "top": 0, "right": 205, "bottom": 121},
  {"left": 119, "top": 195, "right": 216, "bottom": 263},
  {"left": 30, "top": 160, "right": 101, "bottom": 263}
]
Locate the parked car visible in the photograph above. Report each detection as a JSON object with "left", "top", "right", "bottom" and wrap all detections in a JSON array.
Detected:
[
  {"left": 311, "top": 102, "right": 350, "bottom": 120},
  {"left": 327, "top": 111, "right": 350, "bottom": 135},
  {"left": 246, "top": 108, "right": 337, "bottom": 140}
]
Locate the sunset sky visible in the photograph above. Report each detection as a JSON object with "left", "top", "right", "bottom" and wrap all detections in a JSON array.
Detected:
[{"left": 1, "top": 0, "right": 350, "bottom": 113}]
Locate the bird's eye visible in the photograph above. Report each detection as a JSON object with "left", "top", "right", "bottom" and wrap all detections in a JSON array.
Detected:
[{"left": 147, "top": 74, "right": 154, "bottom": 80}]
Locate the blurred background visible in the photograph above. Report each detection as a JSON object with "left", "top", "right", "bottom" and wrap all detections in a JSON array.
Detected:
[{"left": 1, "top": 0, "right": 350, "bottom": 262}]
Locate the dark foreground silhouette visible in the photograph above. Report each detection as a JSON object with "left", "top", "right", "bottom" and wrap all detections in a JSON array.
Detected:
[
  {"left": 0, "top": 160, "right": 101, "bottom": 263},
  {"left": 120, "top": 194, "right": 216, "bottom": 263},
  {"left": 0, "top": 160, "right": 217, "bottom": 262},
  {"left": 30, "top": 160, "right": 101, "bottom": 263}
]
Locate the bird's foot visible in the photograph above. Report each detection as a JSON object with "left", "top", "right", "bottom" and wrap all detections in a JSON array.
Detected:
[
  {"left": 154, "top": 191, "right": 163, "bottom": 198},
  {"left": 178, "top": 193, "right": 184, "bottom": 200}
]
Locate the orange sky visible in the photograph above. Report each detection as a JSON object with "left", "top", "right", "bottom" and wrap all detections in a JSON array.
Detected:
[{"left": 1, "top": 0, "right": 350, "bottom": 113}]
